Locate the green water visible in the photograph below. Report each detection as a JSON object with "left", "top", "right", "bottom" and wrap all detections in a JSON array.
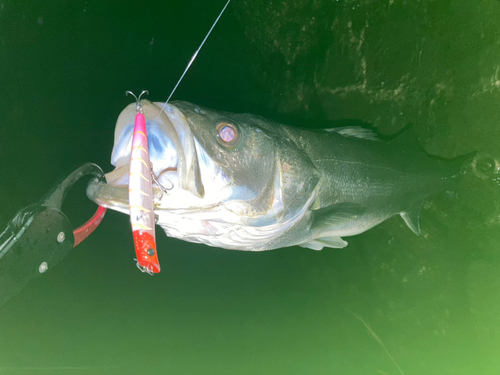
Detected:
[{"left": 0, "top": 1, "right": 499, "bottom": 374}]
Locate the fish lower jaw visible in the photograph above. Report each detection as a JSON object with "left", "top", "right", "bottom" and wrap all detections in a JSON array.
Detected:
[{"left": 86, "top": 173, "right": 204, "bottom": 214}]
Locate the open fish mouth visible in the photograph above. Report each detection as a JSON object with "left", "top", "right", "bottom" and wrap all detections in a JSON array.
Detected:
[{"left": 86, "top": 100, "right": 204, "bottom": 214}]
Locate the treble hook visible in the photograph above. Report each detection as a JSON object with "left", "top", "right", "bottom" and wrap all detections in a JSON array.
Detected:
[
  {"left": 151, "top": 167, "right": 174, "bottom": 193},
  {"left": 125, "top": 90, "right": 149, "bottom": 113},
  {"left": 134, "top": 259, "right": 154, "bottom": 276}
]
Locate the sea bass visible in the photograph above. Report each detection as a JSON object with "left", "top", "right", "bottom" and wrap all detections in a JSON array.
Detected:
[{"left": 87, "top": 100, "right": 469, "bottom": 251}]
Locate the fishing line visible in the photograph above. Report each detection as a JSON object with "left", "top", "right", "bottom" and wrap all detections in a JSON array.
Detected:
[{"left": 156, "top": 0, "right": 231, "bottom": 117}]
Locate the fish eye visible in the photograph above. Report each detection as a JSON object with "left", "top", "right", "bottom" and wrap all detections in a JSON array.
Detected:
[{"left": 216, "top": 121, "right": 240, "bottom": 147}]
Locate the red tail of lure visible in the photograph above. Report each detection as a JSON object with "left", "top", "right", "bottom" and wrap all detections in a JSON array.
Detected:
[{"left": 126, "top": 90, "right": 160, "bottom": 275}]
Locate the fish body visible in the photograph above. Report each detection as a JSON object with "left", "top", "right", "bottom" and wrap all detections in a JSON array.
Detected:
[{"left": 87, "top": 100, "right": 469, "bottom": 251}]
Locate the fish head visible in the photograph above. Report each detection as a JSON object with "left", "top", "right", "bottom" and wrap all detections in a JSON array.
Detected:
[
  {"left": 166, "top": 101, "right": 279, "bottom": 218},
  {"left": 87, "top": 100, "right": 319, "bottom": 248}
]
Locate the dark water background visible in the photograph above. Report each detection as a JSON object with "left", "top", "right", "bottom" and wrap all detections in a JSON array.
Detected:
[{"left": 0, "top": 1, "right": 499, "bottom": 374}]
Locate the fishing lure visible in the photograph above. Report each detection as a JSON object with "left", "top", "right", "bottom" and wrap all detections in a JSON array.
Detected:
[
  {"left": 127, "top": 90, "right": 160, "bottom": 274},
  {"left": 124, "top": 0, "right": 231, "bottom": 274}
]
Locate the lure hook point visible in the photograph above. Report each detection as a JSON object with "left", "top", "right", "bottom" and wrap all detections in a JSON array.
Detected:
[{"left": 125, "top": 90, "right": 149, "bottom": 113}]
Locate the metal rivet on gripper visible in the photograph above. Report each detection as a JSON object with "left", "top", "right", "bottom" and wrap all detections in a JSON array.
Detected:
[
  {"left": 57, "top": 232, "right": 65, "bottom": 243},
  {"left": 39, "top": 262, "right": 48, "bottom": 273}
]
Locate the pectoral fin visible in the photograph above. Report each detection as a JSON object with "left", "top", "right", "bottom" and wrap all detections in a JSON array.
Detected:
[
  {"left": 298, "top": 203, "right": 364, "bottom": 250},
  {"left": 400, "top": 205, "right": 421, "bottom": 235},
  {"left": 310, "top": 203, "right": 366, "bottom": 232},
  {"left": 299, "top": 236, "right": 348, "bottom": 250}
]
